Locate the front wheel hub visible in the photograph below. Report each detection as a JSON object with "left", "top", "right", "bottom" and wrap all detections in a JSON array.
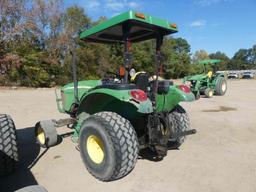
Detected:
[
  {"left": 209, "top": 90, "right": 213, "bottom": 97},
  {"left": 222, "top": 82, "right": 227, "bottom": 92},
  {"left": 36, "top": 127, "right": 46, "bottom": 145}
]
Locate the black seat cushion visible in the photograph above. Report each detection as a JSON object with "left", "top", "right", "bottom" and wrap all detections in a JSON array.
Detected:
[{"left": 134, "top": 73, "right": 150, "bottom": 92}]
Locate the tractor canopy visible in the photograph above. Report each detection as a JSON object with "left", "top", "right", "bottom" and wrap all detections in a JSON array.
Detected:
[
  {"left": 198, "top": 59, "right": 222, "bottom": 65},
  {"left": 80, "top": 10, "right": 178, "bottom": 43}
]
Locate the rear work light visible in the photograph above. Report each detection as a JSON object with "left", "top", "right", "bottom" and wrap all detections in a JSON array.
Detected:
[
  {"left": 119, "top": 66, "right": 126, "bottom": 77},
  {"left": 135, "top": 12, "right": 146, "bottom": 19},
  {"left": 129, "top": 90, "right": 147, "bottom": 102},
  {"left": 178, "top": 85, "right": 191, "bottom": 93}
]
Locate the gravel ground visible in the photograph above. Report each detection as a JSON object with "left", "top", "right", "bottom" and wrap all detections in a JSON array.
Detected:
[{"left": 1, "top": 79, "right": 256, "bottom": 192}]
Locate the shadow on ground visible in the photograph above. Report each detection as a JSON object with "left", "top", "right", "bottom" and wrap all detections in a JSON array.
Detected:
[
  {"left": 202, "top": 105, "right": 237, "bottom": 112},
  {"left": 0, "top": 127, "right": 43, "bottom": 192},
  {"left": 139, "top": 145, "right": 179, "bottom": 162}
]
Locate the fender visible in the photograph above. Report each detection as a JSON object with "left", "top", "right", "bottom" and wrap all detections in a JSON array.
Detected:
[
  {"left": 156, "top": 85, "right": 195, "bottom": 112},
  {"left": 77, "top": 88, "right": 153, "bottom": 116},
  {"left": 173, "top": 85, "right": 195, "bottom": 102}
]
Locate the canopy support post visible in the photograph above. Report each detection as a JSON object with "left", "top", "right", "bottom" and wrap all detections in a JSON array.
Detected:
[
  {"left": 152, "top": 34, "right": 163, "bottom": 110},
  {"left": 122, "top": 24, "right": 132, "bottom": 83}
]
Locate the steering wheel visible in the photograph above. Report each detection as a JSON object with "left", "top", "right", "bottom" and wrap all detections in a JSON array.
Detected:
[
  {"left": 106, "top": 71, "right": 120, "bottom": 78},
  {"left": 102, "top": 71, "right": 121, "bottom": 84}
]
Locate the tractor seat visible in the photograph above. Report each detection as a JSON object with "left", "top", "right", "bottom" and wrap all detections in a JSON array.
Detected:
[
  {"left": 132, "top": 72, "right": 174, "bottom": 93},
  {"left": 133, "top": 72, "right": 150, "bottom": 92}
]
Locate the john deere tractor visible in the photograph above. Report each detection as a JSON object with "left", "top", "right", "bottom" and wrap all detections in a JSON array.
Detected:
[
  {"left": 35, "top": 11, "right": 196, "bottom": 181},
  {"left": 183, "top": 59, "right": 227, "bottom": 99}
]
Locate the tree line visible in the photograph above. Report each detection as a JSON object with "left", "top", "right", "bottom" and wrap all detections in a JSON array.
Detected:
[{"left": 0, "top": 0, "right": 255, "bottom": 87}]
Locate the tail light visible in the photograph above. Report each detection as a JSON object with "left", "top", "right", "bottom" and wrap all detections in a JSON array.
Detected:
[
  {"left": 129, "top": 90, "right": 147, "bottom": 102},
  {"left": 178, "top": 85, "right": 191, "bottom": 93}
]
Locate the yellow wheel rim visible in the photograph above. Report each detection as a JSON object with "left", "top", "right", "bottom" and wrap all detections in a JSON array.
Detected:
[
  {"left": 222, "top": 83, "right": 226, "bottom": 92},
  {"left": 87, "top": 135, "right": 104, "bottom": 164},
  {"left": 209, "top": 90, "right": 213, "bottom": 97},
  {"left": 37, "top": 127, "right": 45, "bottom": 145}
]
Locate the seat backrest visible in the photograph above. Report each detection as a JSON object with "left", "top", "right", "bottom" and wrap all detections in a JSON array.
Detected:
[{"left": 134, "top": 73, "right": 150, "bottom": 92}]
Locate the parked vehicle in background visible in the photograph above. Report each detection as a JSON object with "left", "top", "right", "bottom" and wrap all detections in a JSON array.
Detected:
[
  {"left": 228, "top": 72, "right": 239, "bottom": 79},
  {"left": 242, "top": 71, "right": 254, "bottom": 79}
]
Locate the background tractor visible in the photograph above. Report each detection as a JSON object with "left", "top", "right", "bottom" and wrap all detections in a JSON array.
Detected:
[
  {"left": 183, "top": 59, "right": 227, "bottom": 99},
  {"left": 35, "top": 10, "right": 196, "bottom": 181}
]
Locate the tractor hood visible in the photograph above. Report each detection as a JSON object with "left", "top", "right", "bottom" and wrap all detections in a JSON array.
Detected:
[
  {"left": 60, "top": 80, "right": 153, "bottom": 115},
  {"left": 61, "top": 80, "right": 101, "bottom": 98}
]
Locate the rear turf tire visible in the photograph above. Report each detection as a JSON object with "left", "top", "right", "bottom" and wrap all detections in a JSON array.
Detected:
[
  {"left": 0, "top": 114, "right": 18, "bottom": 176},
  {"left": 79, "top": 111, "right": 139, "bottom": 181},
  {"left": 215, "top": 77, "right": 227, "bottom": 96},
  {"left": 168, "top": 105, "right": 190, "bottom": 148}
]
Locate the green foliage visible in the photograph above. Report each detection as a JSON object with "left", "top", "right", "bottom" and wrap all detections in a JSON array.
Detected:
[
  {"left": 162, "top": 38, "right": 192, "bottom": 78},
  {"left": 13, "top": 52, "right": 65, "bottom": 87},
  {"left": 192, "top": 50, "right": 209, "bottom": 64},
  {"left": 208, "top": 52, "right": 230, "bottom": 72},
  {"left": 132, "top": 41, "right": 155, "bottom": 73},
  {"left": 229, "top": 45, "right": 256, "bottom": 70}
]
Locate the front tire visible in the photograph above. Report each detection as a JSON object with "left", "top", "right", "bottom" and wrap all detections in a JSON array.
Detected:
[
  {"left": 204, "top": 88, "right": 213, "bottom": 98},
  {"left": 35, "top": 120, "right": 58, "bottom": 148},
  {"left": 0, "top": 114, "right": 18, "bottom": 176},
  {"left": 79, "top": 112, "right": 139, "bottom": 181},
  {"left": 168, "top": 105, "right": 190, "bottom": 148}
]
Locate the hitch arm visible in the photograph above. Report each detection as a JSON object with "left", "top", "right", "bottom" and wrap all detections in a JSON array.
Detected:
[{"left": 170, "top": 129, "right": 197, "bottom": 139}]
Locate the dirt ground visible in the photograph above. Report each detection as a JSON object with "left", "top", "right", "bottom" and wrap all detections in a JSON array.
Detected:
[{"left": 1, "top": 79, "right": 256, "bottom": 192}]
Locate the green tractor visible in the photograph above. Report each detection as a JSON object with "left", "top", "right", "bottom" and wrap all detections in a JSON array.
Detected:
[
  {"left": 183, "top": 59, "right": 227, "bottom": 99},
  {"left": 35, "top": 11, "right": 196, "bottom": 181}
]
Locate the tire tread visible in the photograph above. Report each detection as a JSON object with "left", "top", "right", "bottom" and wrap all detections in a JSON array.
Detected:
[
  {"left": 88, "top": 112, "right": 139, "bottom": 181},
  {"left": 168, "top": 105, "right": 190, "bottom": 147},
  {"left": 0, "top": 114, "right": 18, "bottom": 176}
]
